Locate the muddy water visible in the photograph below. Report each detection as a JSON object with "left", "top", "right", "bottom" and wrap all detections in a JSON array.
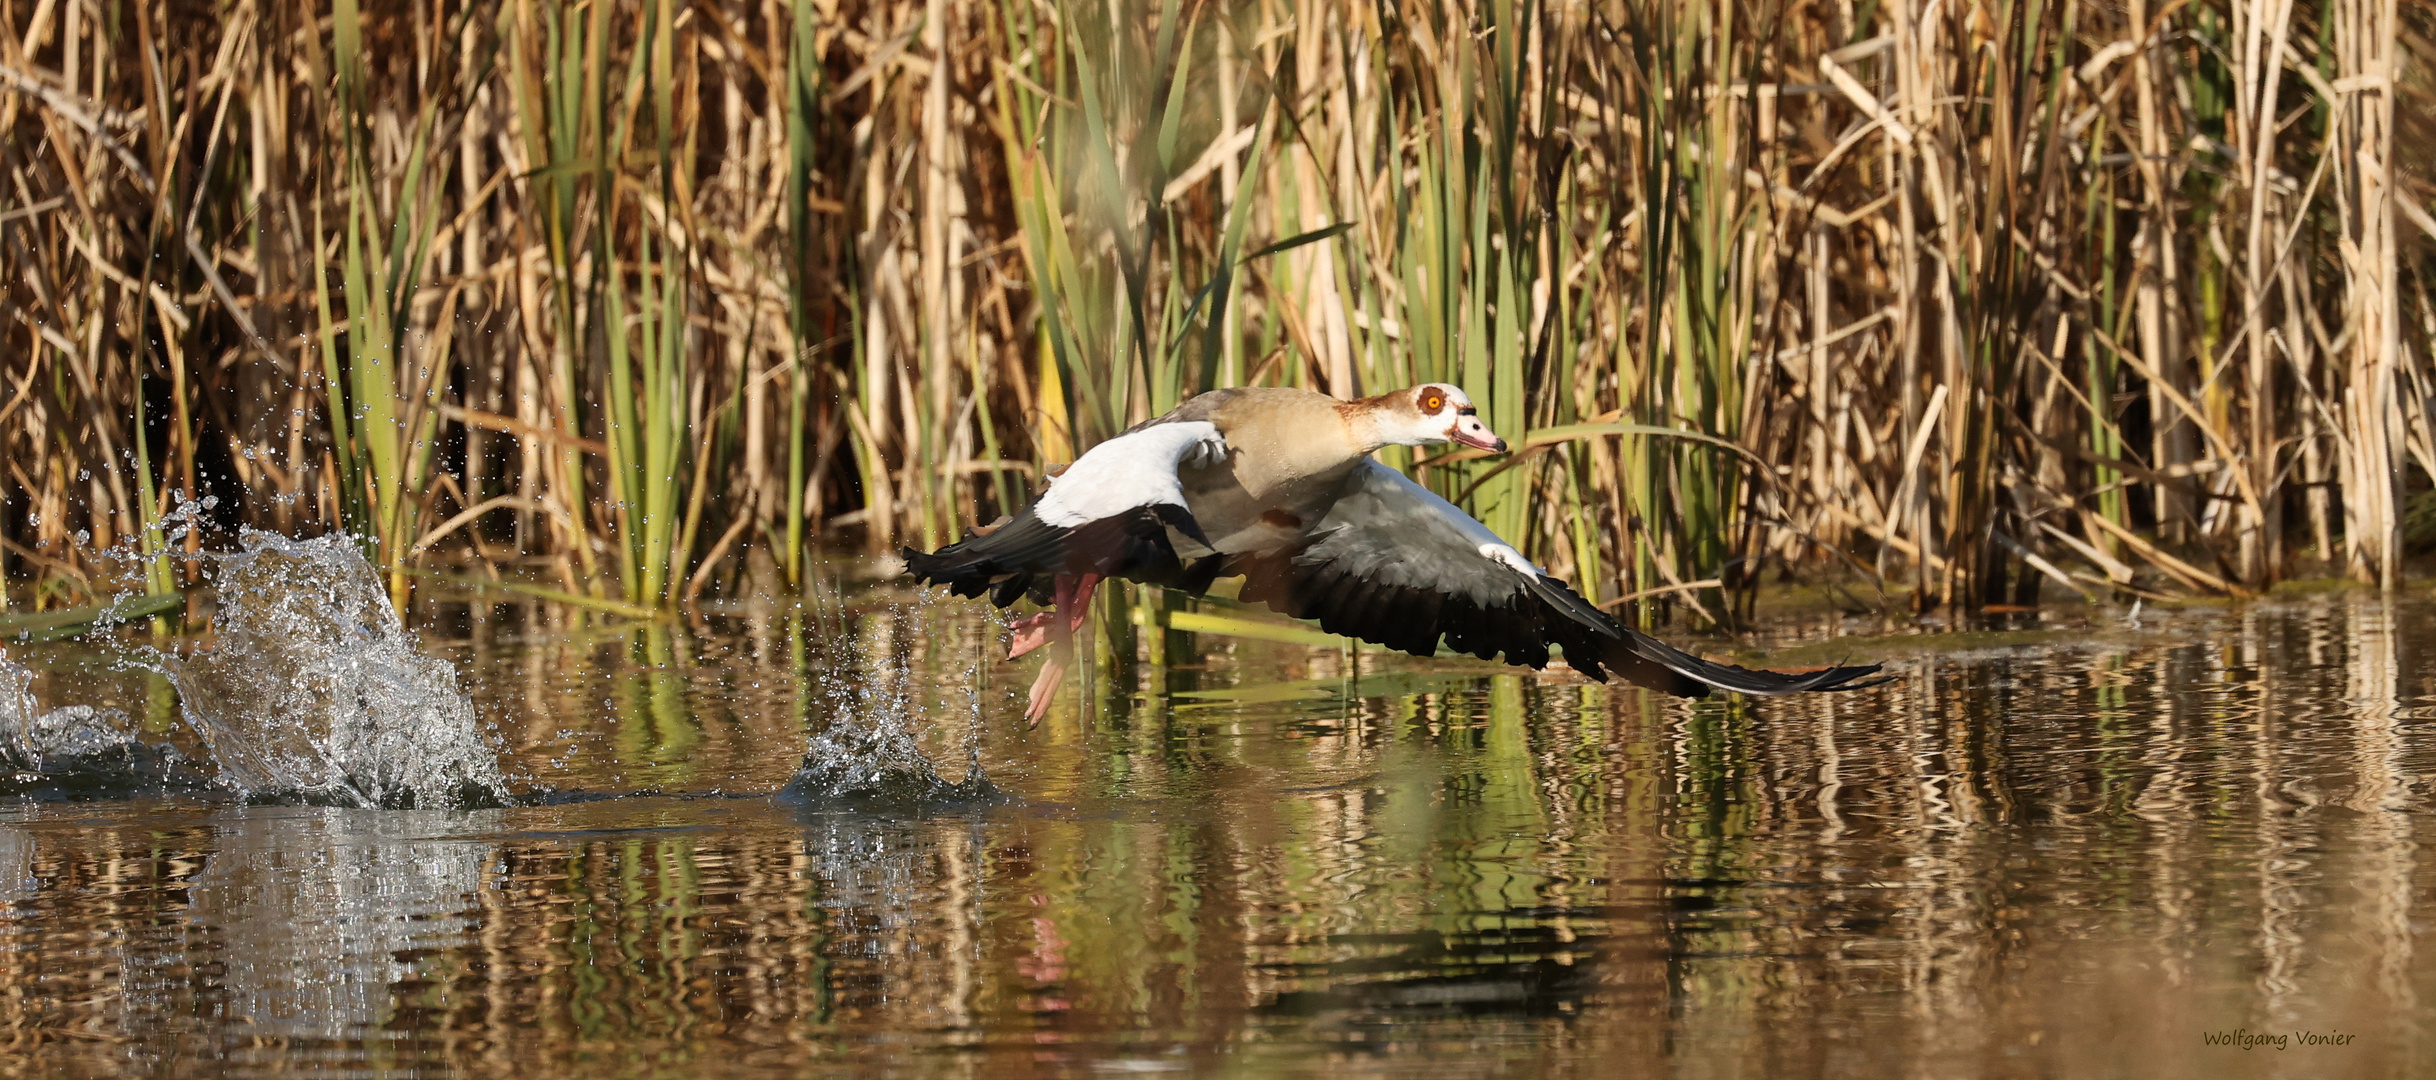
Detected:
[{"left": 2, "top": 588, "right": 2433, "bottom": 1079}]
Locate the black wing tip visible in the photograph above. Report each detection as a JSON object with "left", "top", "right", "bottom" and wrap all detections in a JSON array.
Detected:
[
  {"left": 1611, "top": 625, "right": 1895, "bottom": 697},
  {"left": 1702, "top": 659, "right": 1892, "bottom": 696},
  {"left": 1798, "top": 663, "right": 1894, "bottom": 692}
]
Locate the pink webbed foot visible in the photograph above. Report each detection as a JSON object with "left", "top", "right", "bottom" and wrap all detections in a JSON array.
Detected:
[
  {"left": 1024, "top": 652, "right": 1068, "bottom": 725},
  {"left": 1008, "top": 572, "right": 1105, "bottom": 723},
  {"left": 1007, "top": 612, "right": 1057, "bottom": 659}
]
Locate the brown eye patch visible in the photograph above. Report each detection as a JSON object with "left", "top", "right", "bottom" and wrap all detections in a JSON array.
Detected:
[{"left": 1421, "top": 390, "right": 1446, "bottom": 413}]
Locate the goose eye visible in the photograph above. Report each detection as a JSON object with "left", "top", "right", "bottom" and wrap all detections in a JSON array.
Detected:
[{"left": 1422, "top": 392, "right": 1444, "bottom": 412}]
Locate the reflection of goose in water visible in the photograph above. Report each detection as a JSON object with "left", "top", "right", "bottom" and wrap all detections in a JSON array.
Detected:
[
  {"left": 1255, "top": 905, "right": 1646, "bottom": 1020},
  {"left": 905, "top": 383, "right": 1888, "bottom": 720}
]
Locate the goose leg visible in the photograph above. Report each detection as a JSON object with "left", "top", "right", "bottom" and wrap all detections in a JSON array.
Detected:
[{"left": 1016, "top": 573, "right": 1104, "bottom": 724}]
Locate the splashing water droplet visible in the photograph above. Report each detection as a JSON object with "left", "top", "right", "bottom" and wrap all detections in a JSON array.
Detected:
[
  {"left": 1, "top": 648, "right": 201, "bottom": 798},
  {"left": 161, "top": 531, "right": 509, "bottom": 808},
  {"left": 778, "top": 605, "right": 1004, "bottom": 811},
  {"left": 0, "top": 650, "right": 40, "bottom": 769}
]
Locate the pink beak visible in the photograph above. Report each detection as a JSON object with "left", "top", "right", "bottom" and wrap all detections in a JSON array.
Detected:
[{"left": 1451, "top": 412, "right": 1507, "bottom": 453}]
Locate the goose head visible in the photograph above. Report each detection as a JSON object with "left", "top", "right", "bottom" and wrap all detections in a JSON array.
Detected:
[{"left": 1363, "top": 384, "right": 1507, "bottom": 453}]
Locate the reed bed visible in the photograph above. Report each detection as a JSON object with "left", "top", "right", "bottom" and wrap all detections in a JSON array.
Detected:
[{"left": 2, "top": 0, "right": 2434, "bottom": 624}]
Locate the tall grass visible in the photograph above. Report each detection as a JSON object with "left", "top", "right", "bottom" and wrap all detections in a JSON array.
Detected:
[
  {"left": 315, "top": 0, "right": 461, "bottom": 602},
  {"left": 2, "top": 0, "right": 2434, "bottom": 623}
]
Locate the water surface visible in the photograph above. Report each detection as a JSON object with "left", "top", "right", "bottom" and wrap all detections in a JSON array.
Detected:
[{"left": 2, "top": 586, "right": 2432, "bottom": 1078}]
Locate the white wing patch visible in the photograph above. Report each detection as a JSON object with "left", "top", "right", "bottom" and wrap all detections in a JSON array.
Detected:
[
  {"left": 1478, "top": 543, "right": 1541, "bottom": 578},
  {"left": 1036, "top": 421, "right": 1228, "bottom": 527}
]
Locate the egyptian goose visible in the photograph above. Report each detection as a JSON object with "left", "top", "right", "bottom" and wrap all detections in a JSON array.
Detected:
[{"left": 905, "top": 384, "right": 1884, "bottom": 720}]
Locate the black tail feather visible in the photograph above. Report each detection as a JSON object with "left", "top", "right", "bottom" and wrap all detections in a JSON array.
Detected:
[{"left": 902, "top": 504, "right": 1212, "bottom": 609}]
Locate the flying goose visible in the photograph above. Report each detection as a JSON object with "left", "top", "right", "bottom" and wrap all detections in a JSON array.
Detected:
[{"left": 905, "top": 384, "right": 1885, "bottom": 720}]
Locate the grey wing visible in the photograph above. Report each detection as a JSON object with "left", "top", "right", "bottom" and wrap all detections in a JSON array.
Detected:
[
  {"left": 1115, "top": 387, "right": 1241, "bottom": 436},
  {"left": 1229, "top": 461, "right": 1887, "bottom": 698}
]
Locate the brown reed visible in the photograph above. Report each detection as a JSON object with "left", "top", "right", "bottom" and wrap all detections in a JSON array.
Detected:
[{"left": 2, "top": 0, "right": 2433, "bottom": 622}]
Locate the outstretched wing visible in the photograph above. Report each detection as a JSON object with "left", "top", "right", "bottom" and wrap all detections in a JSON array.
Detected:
[
  {"left": 903, "top": 421, "right": 1228, "bottom": 606},
  {"left": 1229, "top": 460, "right": 1886, "bottom": 698}
]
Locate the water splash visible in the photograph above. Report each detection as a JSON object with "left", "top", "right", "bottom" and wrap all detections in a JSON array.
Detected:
[
  {"left": 0, "top": 648, "right": 204, "bottom": 798},
  {"left": 778, "top": 606, "right": 1003, "bottom": 810},
  {"left": 0, "top": 648, "right": 46, "bottom": 767},
  {"left": 0, "top": 647, "right": 136, "bottom": 773},
  {"left": 162, "top": 532, "right": 509, "bottom": 809}
]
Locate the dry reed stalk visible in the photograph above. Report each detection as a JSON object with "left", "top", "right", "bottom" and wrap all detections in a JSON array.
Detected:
[
  {"left": 2, "top": 0, "right": 2434, "bottom": 624},
  {"left": 2333, "top": 0, "right": 2407, "bottom": 586}
]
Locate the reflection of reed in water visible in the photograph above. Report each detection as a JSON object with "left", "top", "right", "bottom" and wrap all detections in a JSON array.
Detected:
[
  {"left": 2, "top": 600, "right": 2434, "bottom": 1076},
  {"left": 435, "top": 594, "right": 1010, "bottom": 798},
  {"left": 1649, "top": 600, "right": 2428, "bottom": 1071},
  {"left": 2342, "top": 600, "right": 2419, "bottom": 1025}
]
